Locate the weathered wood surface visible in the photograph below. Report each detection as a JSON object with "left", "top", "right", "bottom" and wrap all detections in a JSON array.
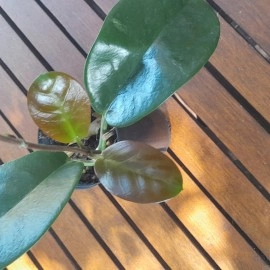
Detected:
[
  {"left": 0, "top": 0, "right": 269, "bottom": 269},
  {"left": 212, "top": 0, "right": 270, "bottom": 55}
]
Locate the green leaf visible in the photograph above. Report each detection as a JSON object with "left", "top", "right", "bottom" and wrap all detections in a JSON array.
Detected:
[
  {"left": 28, "top": 71, "right": 91, "bottom": 143},
  {"left": 85, "top": 0, "right": 220, "bottom": 127},
  {"left": 94, "top": 140, "right": 183, "bottom": 203},
  {"left": 0, "top": 152, "right": 83, "bottom": 268}
]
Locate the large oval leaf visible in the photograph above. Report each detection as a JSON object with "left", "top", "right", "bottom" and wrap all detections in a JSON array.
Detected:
[
  {"left": 28, "top": 71, "right": 91, "bottom": 143},
  {"left": 85, "top": 0, "right": 220, "bottom": 127},
  {"left": 0, "top": 152, "right": 83, "bottom": 268},
  {"left": 94, "top": 140, "right": 182, "bottom": 203}
]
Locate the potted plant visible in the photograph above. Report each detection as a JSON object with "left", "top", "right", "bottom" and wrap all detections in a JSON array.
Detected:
[{"left": 0, "top": 0, "right": 220, "bottom": 267}]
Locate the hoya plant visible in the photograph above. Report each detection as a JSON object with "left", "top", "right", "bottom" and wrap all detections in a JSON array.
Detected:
[{"left": 0, "top": 0, "right": 220, "bottom": 267}]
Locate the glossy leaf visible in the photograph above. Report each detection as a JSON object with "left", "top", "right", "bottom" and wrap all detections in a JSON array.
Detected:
[
  {"left": 85, "top": 0, "right": 220, "bottom": 127},
  {"left": 0, "top": 152, "right": 84, "bottom": 268},
  {"left": 94, "top": 140, "right": 183, "bottom": 203},
  {"left": 28, "top": 71, "right": 91, "bottom": 143}
]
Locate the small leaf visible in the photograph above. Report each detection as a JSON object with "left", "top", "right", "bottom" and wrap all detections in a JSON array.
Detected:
[
  {"left": 95, "top": 140, "right": 182, "bottom": 203},
  {"left": 85, "top": 0, "right": 220, "bottom": 127},
  {"left": 0, "top": 152, "right": 84, "bottom": 268},
  {"left": 28, "top": 71, "right": 91, "bottom": 143}
]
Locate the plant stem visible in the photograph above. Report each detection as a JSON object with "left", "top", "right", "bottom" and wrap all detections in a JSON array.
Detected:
[
  {"left": 75, "top": 138, "right": 84, "bottom": 148},
  {"left": 0, "top": 134, "right": 101, "bottom": 158},
  {"left": 83, "top": 161, "right": 96, "bottom": 167},
  {"left": 96, "top": 115, "right": 108, "bottom": 151},
  {"left": 72, "top": 159, "right": 95, "bottom": 167}
]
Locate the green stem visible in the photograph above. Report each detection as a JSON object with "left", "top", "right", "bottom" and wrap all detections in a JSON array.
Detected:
[
  {"left": 72, "top": 159, "right": 95, "bottom": 167},
  {"left": 96, "top": 115, "right": 108, "bottom": 151},
  {"left": 83, "top": 161, "right": 95, "bottom": 167},
  {"left": 75, "top": 137, "right": 84, "bottom": 148}
]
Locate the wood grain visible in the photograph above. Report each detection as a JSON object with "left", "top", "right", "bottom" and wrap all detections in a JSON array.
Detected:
[
  {"left": 0, "top": 118, "right": 28, "bottom": 163},
  {"left": 0, "top": 67, "right": 38, "bottom": 143},
  {"left": 0, "top": 16, "right": 46, "bottom": 89},
  {"left": 178, "top": 67, "right": 270, "bottom": 192},
  {"left": 210, "top": 18, "right": 270, "bottom": 122},
  {"left": 213, "top": 0, "right": 270, "bottom": 54},
  {"left": 1, "top": 0, "right": 86, "bottom": 84},
  {"left": 166, "top": 98, "right": 269, "bottom": 257},
  {"left": 40, "top": 0, "right": 103, "bottom": 52},
  {"left": 30, "top": 232, "right": 75, "bottom": 270},
  {"left": 167, "top": 167, "right": 268, "bottom": 269},
  {"left": 94, "top": 0, "right": 118, "bottom": 14},
  {"left": 52, "top": 203, "right": 117, "bottom": 269},
  {"left": 72, "top": 188, "right": 165, "bottom": 269},
  {"left": 7, "top": 254, "right": 38, "bottom": 270},
  {"left": 113, "top": 197, "right": 212, "bottom": 269}
]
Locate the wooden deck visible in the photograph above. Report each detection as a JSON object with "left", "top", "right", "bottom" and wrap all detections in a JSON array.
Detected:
[{"left": 0, "top": 0, "right": 269, "bottom": 269}]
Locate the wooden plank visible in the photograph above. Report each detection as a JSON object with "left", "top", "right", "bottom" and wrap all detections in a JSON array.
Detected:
[
  {"left": 213, "top": 0, "right": 270, "bottom": 54},
  {"left": 178, "top": 68, "right": 270, "bottom": 192},
  {"left": 30, "top": 232, "right": 75, "bottom": 270},
  {"left": 113, "top": 195, "right": 213, "bottom": 269},
  {"left": 7, "top": 254, "right": 38, "bottom": 270},
  {"left": 1, "top": 0, "right": 86, "bottom": 84},
  {"left": 0, "top": 16, "right": 46, "bottom": 89},
  {"left": 167, "top": 166, "right": 268, "bottom": 269},
  {"left": 94, "top": 0, "right": 118, "bottom": 14},
  {"left": 0, "top": 118, "right": 28, "bottom": 163},
  {"left": 166, "top": 98, "right": 270, "bottom": 258},
  {"left": 72, "top": 188, "right": 211, "bottom": 269},
  {"left": 210, "top": 18, "right": 270, "bottom": 122},
  {"left": 72, "top": 188, "right": 165, "bottom": 269},
  {"left": 0, "top": 67, "right": 37, "bottom": 143},
  {"left": 52, "top": 203, "right": 117, "bottom": 269},
  {"left": 117, "top": 180, "right": 267, "bottom": 270},
  {"left": 40, "top": 0, "right": 103, "bottom": 52}
]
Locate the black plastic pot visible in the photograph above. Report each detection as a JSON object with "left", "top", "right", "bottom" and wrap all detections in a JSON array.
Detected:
[{"left": 38, "top": 107, "right": 171, "bottom": 189}]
